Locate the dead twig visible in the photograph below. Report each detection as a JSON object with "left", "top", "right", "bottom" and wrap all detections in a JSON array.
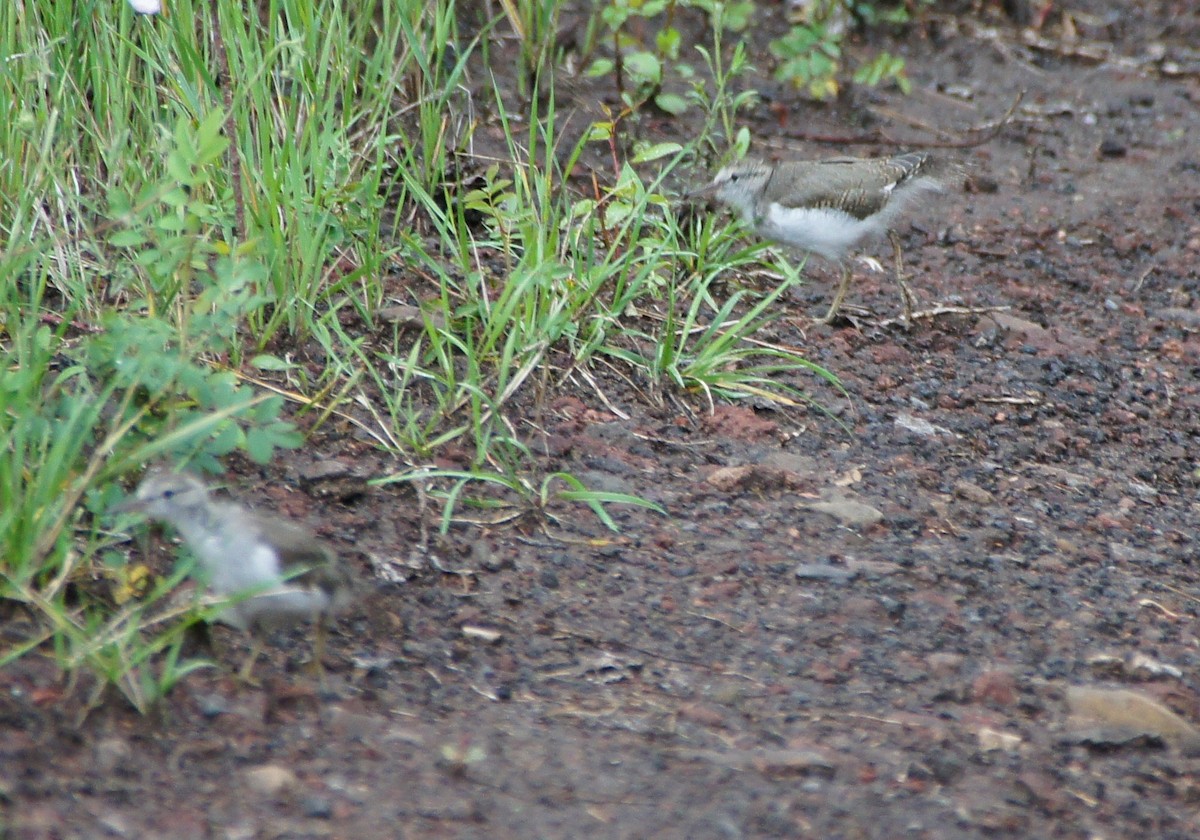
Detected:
[
  {"left": 782, "top": 91, "right": 1025, "bottom": 151},
  {"left": 878, "top": 90, "right": 1026, "bottom": 149},
  {"left": 873, "top": 303, "right": 1012, "bottom": 329}
]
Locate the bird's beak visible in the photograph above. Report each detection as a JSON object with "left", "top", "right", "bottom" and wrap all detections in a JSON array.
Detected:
[
  {"left": 112, "top": 496, "right": 147, "bottom": 515},
  {"left": 686, "top": 180, "right": 720, "bottom": 201}
]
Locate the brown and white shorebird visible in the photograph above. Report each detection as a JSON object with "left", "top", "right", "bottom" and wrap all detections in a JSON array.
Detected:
[
  {"left": 114, "top": 469, "right": 355, "bottom": 683},
  {"left": 690, "top": 152, "right": 955, "bottom": 324}
]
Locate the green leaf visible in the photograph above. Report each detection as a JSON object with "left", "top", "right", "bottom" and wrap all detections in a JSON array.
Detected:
[
  {"left": 734, "top": 127, "right": 752, "bottom": 157},
  {"left": 192, "top": 110, "right": 230, "bottom": 166},
  {"left": 164, "top": 152, "right": 194, "bottom": 187},
  {"left": 586, "top": 58, "right": 615, "bottom": 78},
  {"left": 632, "top": 142, "right": 684, "bottom": 163},
  {"left": 853, "top": 52, "right": 909, "bottom": 93},
  {"left": 652, "top": 93, "right": 688, "bottom": 115},
  {"left": 587, "top": 121, "right": 614, "bottom": 142},
  {"left": 268, "top": 422, "right": 304, "bottom": 450},
  {"left": 251, "top": 354, "right": 294, "bottom": 372},
  {"left": 244, "top": 427, "right": 274, "bottom": 464},
  {"left": 208, "top": 422, "right": 243, "bottom": 456},
  {"left": 599, "top": 5, "right": 630, "bottom": 29},
  {"left": 723, "top": 1, "right": 755, "bottom": 30},
  {"left": 109, "top": 230, "right": 147, "bottom": 248},
  {"left": 623, "top": 51, "right": 661, "bottom": 84},
  {"left": 656, "top": 27, "right": 681, "bottom": 60}
]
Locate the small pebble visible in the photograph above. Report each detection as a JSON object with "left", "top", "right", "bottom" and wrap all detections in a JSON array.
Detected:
[
  {"left": 794, "top": 564, "right": 856, "bottom": 583},
  {"left": 302, "top": 796, "right": 334, "bottom": 819},
  {"left": 244, "top": 765, "right": 297, "bottom": 795},
  {"left": 196, "top": 693, "right": 230, "bottom": 718}
]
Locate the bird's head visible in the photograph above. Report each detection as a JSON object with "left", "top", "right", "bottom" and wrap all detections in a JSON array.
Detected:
[
  {"left": 114, "top": 470, "right": 211, "bottom": 523},
  {"left": 688, "top": 160, "right": 772, "bottom": 216}
]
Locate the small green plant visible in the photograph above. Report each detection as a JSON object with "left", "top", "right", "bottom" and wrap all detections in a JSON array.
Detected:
[
  {"left": 494, "top": 0, "right": 566, "bottom": 98},
  {"left": 770, "top": 0, "right": 916, "bottom": 100},
  {"left": 853, "top": 49, "right": 910, "bottom": 92},
  {"left": 39, "top": 559, "right": 217, "bottom": 715},
  {"left": 586, "top": 0, "right": 754, "bottom": 117},
  {"left": 587, "top": 2, "right": 684, "bottom": 116},
  {"left": 0, "top": 95, "right": 303, "bottom": 711},
  {"left": 99, "top": 111, "right": 304, "bottom": 469},
  {"left": 689, "top": 34, "right": 758, "bottom": 163},
  {"left": 771, "top": 21, "right": 844, "bottom": 100},
  {"left": 379, "top": 465, "right": 667, "bottom": 534}
]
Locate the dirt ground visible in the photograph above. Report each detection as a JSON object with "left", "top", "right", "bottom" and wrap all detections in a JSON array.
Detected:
[{"left": 5, "top": 2, "right": 1200, "bottom": 838}]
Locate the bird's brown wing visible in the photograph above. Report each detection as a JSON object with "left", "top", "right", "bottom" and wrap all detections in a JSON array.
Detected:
[
  {"left": 762, "top": 155, "right": 932, "bottom": 221},
  {"left": 250, "top": 513, "right": 353, "bottom": 602}
]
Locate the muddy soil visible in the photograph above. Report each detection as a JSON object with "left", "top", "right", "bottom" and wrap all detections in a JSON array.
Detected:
[{"left": 5, "top": 2, "right": 1200, "bottom": 838}]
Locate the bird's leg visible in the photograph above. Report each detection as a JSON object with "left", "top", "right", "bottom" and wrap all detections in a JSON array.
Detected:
[
  {"left": 306, "top": 619, "right": 330, "bottom": 690},
  {"left": 237, "top": 636, "right": 265, "bottom": 685},
  {"left": 815, "top": 264, "right": 853, "bottom": 325},
  {"left": 888, "top": 230, "right": 916, "bottom": 321}
]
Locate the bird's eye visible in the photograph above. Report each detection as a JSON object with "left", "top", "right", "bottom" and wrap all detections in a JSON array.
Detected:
[
  {"left": 162, "top": 489, "right": 175, "bottom": 500},
  {"left": 729, "top": 174, "right": 740, "bottom": 182}
]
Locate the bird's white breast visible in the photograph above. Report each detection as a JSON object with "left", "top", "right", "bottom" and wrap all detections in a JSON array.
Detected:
[
  {"left": 208, "top": 541, "right": 284, "bottom": 596},
  {"left": 760, "top": 204, "right": 887, "bottom": 261},
  {"left": 176, "top": 513, "right": 329, "bottom": 632},
  {"left": 182, "top": 525, "right": 281, "bottom": 593}
]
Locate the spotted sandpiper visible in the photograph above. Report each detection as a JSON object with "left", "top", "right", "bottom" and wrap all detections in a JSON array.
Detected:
[
  {"left": 690, "top": 152, "right": 954, "bottom": 324},
  {"left": 114, "top": 469, "right": 355, "bottom": 682}
]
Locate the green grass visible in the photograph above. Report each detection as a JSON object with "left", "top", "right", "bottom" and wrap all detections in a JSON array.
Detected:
[{"left": 0, "top": 0, "right": 857, "bottom": 709}]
